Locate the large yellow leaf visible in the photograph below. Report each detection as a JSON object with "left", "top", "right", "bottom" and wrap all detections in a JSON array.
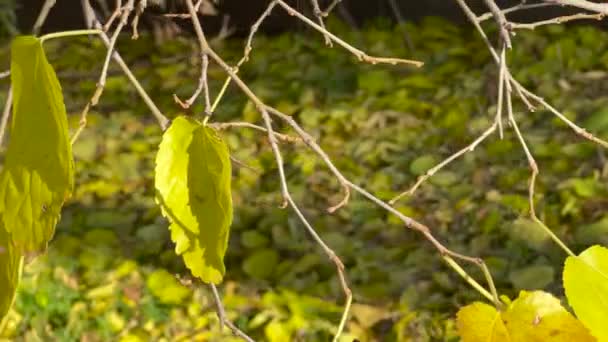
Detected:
[
  {"left": 457, "top": 291, "right": 594, "bottom": 342},
  {"left": 564, "top": 245, "right": 608, "bottom": 341},
  {"left": 0, "top": 225, "right": 23, "bottom": 324},
  {"left": 155, "top": 116, "right": 232, "bottom": 284},
  {"left": 0, "top": 36, "right": 74, "bottom": 253},
  {"left": 502, "top": 291, "right": 595, "bottom": 342}
]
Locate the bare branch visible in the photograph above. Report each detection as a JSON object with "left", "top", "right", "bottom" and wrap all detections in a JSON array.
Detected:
[
  {"left": 390, "top": 121, "right": 498, "bottom": 204},
  {"left": 209, "top": 284, "right": 255, "bottom": 342},
  {"left": 33, "top": 0, "right": 57, "bottom": 35},
  {"left": 78, "top": 0, "right": 169, "bottom": 134},
  {"left": 184, "top": 2, "right": 353, "bottom": 339},
  {"left": 510, "top": 12, "right": 605, "bottom": 30},
  {"left": 131, "top": 0, "right": 147, "bottom": 39},
  {"left": 482, "top": 0, "right": 513, "bottom": 48},
  {"left": 544, "top": 0, "right": 608, "bottom": 14},
  {"left": 478, "top": 2, "right": 555, "bottom": 22},
  {"left": 322, "top": 0, "right": 342, "bottom": 17},
  {"left": 0, "top": 71, "right": 9, "bottom": 80},
  {"left": 103, "top": 0, "right": 122, "bottom": 31},
  {"left": 276, "top": 1, "right": 423, "bottom": 67},
  {"left": 174, "top": 53, "right": 210, "bottom": 112},
  {"left": 309, "top": 0, "right": 332, "bottom": 46},
  {"left": 95, "top": 0, "right": 135, "bottom": 106},
  {"left": 0, "top": 89, "right": 12, "bottom": 148},
  {"left": 387, "top": 0, "right": 415, "bottom": 52},
  {"left": 210, "top": 121, "right": 300, "bottom": 143}
]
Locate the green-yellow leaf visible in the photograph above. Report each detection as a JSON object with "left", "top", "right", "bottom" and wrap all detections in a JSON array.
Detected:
[
  {"left": 457, "top": 291, "right": 594, "bottom": 342},
  {"left": 501, "top": 291, "right": 595, "bottom": 341},
  {"left": 155, "top": 116, "right": 232, "bottom": 284},
  {"left": 457, "top": 302, "right": 509, "bottom": 342},
  {"left": 0, "top": 225, "right": 23, "bottom": 324},
  {"left": 564, "top": 245, "right": 608, "bottom": 341},
  {"left": 0, "top": 36, "right": 74, "bottom": 253},
  {"left": 146, "top": 269, "right": 191, "bottom": 305}
]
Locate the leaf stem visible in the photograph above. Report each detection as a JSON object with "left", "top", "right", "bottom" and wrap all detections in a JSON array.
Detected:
[
  {"left": 443, "top": 256, "right": 498, "bottom": 305},
  {"left": 39, "top": 29, "right": 102, "bottom": 43}
]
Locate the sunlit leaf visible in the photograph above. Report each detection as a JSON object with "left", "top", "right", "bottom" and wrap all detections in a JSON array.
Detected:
[
  {"left": 0, "top": 35, "right": 74, "bottom": 253},
  {"left": 564, "top": 245, "right": 608, "bottom": 341},
  {"left": 457, "top": 302, "right": 509, "bottom": 342},
  {"left": 457, "top": 291, "right": 594, "bottom": 342},
  {"left": 501, "top": 291, "right": 594, "bottom": 341},
  {"left": 155, "top": 116, "right": 232, "bottom": 284},
  {"left": 0, "top": 225, "right": 23, "bottom": 322}
]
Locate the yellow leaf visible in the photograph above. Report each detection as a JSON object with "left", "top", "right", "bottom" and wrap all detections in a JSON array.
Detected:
[
  {"left": 564, "top": 245, "right": 608, "bottom": 341},
  {"left": 0, "top": 36, "right": 74, "bottom": 253},
  {"left": 502, "top": 291, "right": 595, "bottom": 342},
  {"left": 457, "top": 302, "right": 509, "bottom": 342},
  {"left": 155, "top": 116, "right": 232, "bottom": 284},
  {"left": 457, "top": 291, "right": 595, "bottom": 342}
]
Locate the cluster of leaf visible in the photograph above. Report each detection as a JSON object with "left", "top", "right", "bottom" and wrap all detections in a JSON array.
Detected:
[{"left": 1, "top": 16, "right": 608, "bottom": 340}]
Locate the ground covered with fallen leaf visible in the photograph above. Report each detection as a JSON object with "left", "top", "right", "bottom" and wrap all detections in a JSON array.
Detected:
[{"left": 1, "top": 17, "right": 608, "bottom": 341}]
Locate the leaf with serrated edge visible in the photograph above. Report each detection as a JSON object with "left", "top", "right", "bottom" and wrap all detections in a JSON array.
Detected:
[
  {"left": 0, "top": 36, "right": 74, "bottom": 254},
  {"left": 155, "top": 116, "right": 232, "bottom": 284},
  {"left": 564, "top": 245, "right": 608, "bottom": 341}
]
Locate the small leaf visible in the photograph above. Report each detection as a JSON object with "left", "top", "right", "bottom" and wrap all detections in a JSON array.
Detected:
[
  {"left": 457, "top": 291, "right": 594, "bottom": 341},
  {"left": 146, "top": 269, "right": 190, "bottom": 305},
  {"left": 0, "top": 36, "right": 74, "bottom": 253},
  {"left": 155, "top": 116, "right": 233, "bottom": 284},
  {"left": 564, "top": 245, "right": 608, "bottom": 341}
]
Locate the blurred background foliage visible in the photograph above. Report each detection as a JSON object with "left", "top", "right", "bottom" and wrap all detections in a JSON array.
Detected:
[
  {"left": 1, "top": 15, "right": 608, "bottom": 341},
  {"left": 0, "top": 0, "right": 17, "bottom": 38}
]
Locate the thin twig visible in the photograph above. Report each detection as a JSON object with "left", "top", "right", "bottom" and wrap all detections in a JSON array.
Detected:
[
  {"left": 455, "top": 0, "right": 586, "bottom": 260},
  {"left": 103, "top": 0, "right": 122, "bottom": 31},
  {"left": 478, "top": 2, "right": 554, "bottom": 22},
  {"left": 95, "top": 0, "right": 134, "bottom": 106},
  {"left": 174, "top": 53, "right": 210, "bottom": 112},
  {"left": 209, "top": 284, "right": 255, "bottom": 342},
  {"left": 0, "top": 88, "right": 12, "bottom": 148},
  {"left": 510, "top": 12, "right": 604, "bottom": 30},
  {"left": 79, "top": 0, "right": 169, "bottom": 134},
  {"left": 0, "top": 71, "right": 9, "bottom": 79},
  {"left": 210, "top": 121, "right": 300, "bottom": 143},
  {"left": 387, "top": 0, "right": 415, "bottom": 52},
  {"left": 309, "top": 0, "right": 332, "bottom": 46},
  {"left": 184, "top": 2, "right": 353, "bottom": 339},
  {"left": 322, "top": 0, "right": 342, "bottom": 17},
  {"left": 276, "top": 0, "right": 423, "bottom": 67},
  {"left": 544, "top": 0, "right": 608, "bottom": 15},
  {"left": 389, "top": 121, "right": 498, "bottom": 204},
  {"left": 32, "top": 0, "right": 57, "bottom": 35},
  {"left": 131, "top": 0, "right": 147, "bottom": 39},
  {"left": 482, "top": 0, "right": 512, "bottom": 48}
]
